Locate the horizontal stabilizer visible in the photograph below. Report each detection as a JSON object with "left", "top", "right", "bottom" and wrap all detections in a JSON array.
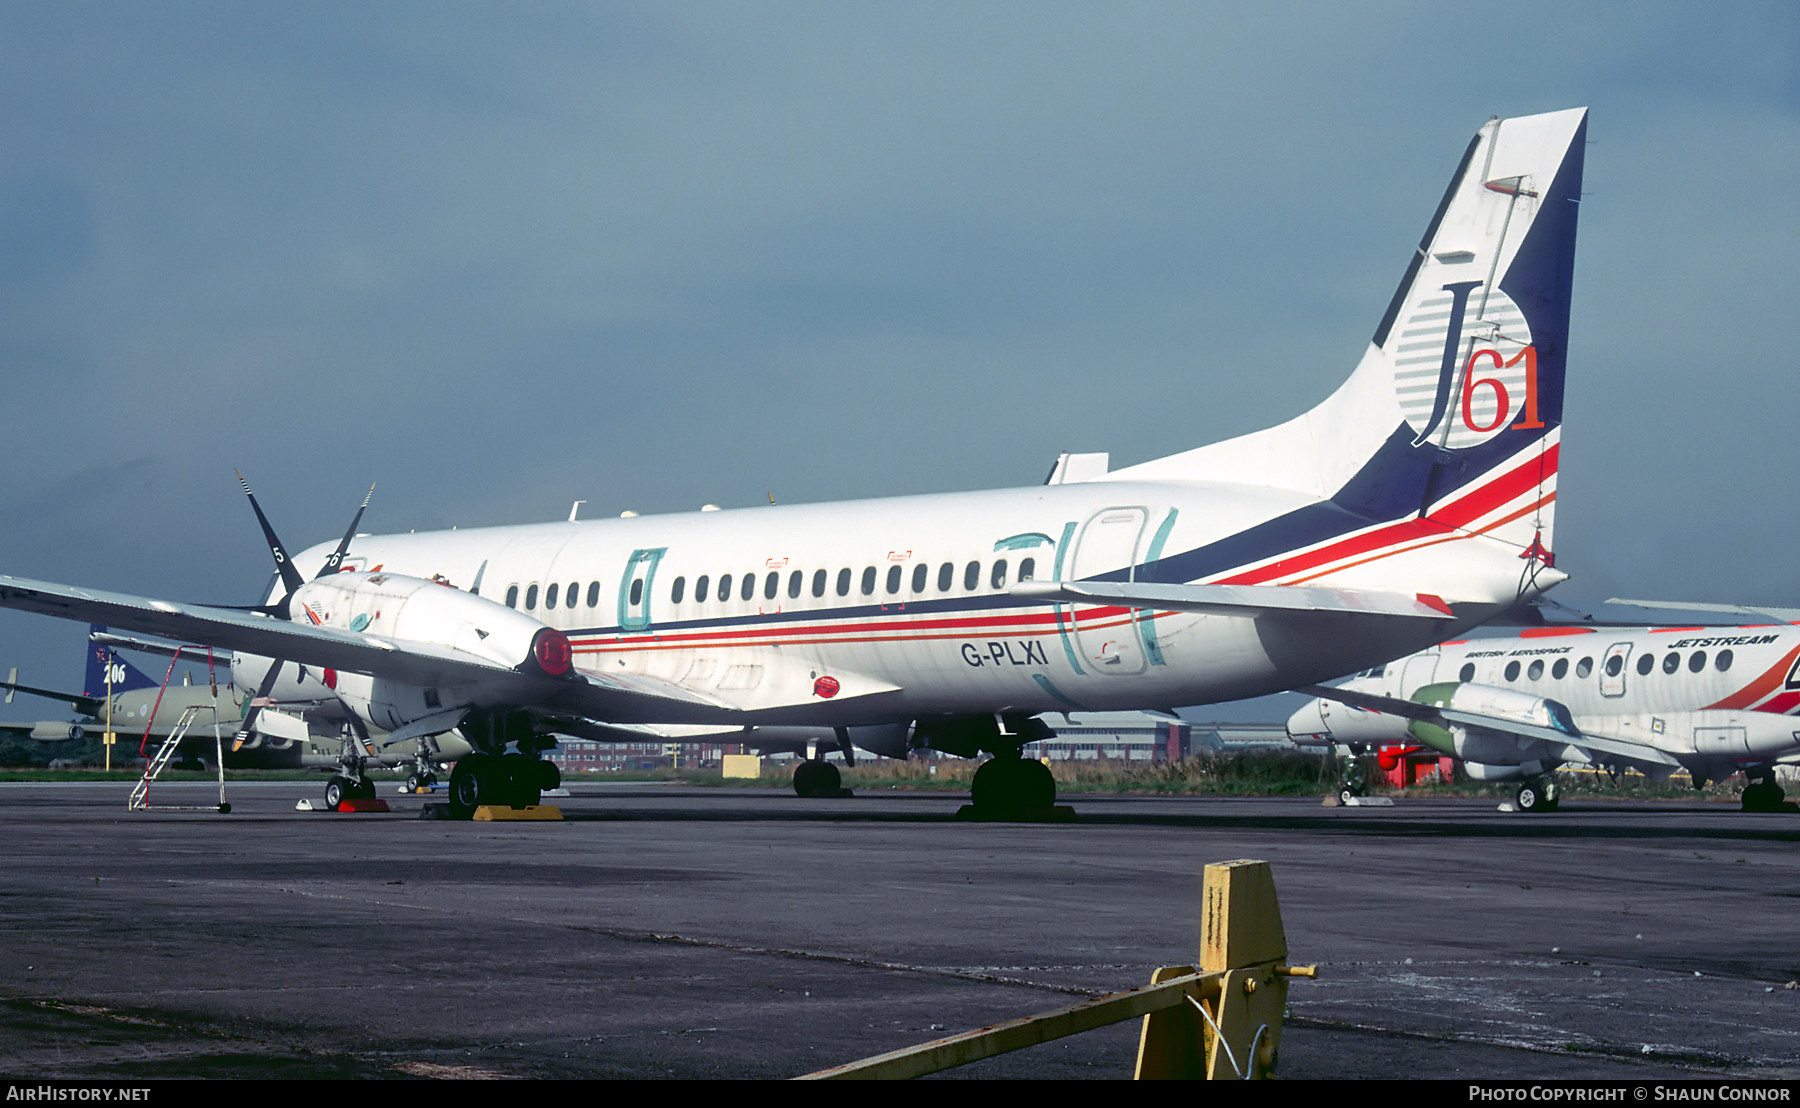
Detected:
[
  {"left": 1607, "top": 598, "right": 1800, "bottom": 624},
  {"left": 1012, "top": 581, "right": 1457, "bottom": 620}
]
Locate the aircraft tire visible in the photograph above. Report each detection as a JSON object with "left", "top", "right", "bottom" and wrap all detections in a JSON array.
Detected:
[
  {"left": 534, "top": 760, "right": 561, "bottom": 793},
  {"left": 324, "top": 776, "right": 349, "bottom": 811},
  {"left": 970, "top": 756, "right": 1053, "bottom": 815},
  {"left": 1742, "top": 781, "right": 1783, "bottom": 812},
  {"left": 1515, "top": 780, "right": 1542, "bottom": 813},
  {"left": 447, "top": 754, "right": 493, "bottom": 819},
  {"left": 501, "top": 752, "right": 540, "bottom": 808},
  {"left": 793, "top": 760, "right": 838, "bottom": 798}
]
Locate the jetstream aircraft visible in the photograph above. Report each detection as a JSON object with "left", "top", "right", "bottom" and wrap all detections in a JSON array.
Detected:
[
  {"left": 0, "top": 108, "right": 1588, "bottom": 819},
  {"left": 1286, "top": 622, "right": 1800, "bottom": 812}
]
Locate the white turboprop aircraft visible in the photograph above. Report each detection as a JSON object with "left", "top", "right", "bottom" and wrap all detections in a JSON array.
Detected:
[
  {"left": 1286, "top": 622, "right": 1800, "bottom": 812},
  {"left": 0, "top": 108, "right": 1589, "bottom": 818}
]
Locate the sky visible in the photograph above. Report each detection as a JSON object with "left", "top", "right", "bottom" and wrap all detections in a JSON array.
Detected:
[{"left": 0, "top": 1, "right": 1796, "bottom": 725}]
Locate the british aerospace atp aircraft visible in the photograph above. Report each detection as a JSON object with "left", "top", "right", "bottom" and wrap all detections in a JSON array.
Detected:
[
  {"left": 0, "top": 108, "right": 1588, "bottom": 819},
  {"left": 1286, "top": 618, "right": 1800, "bottom": 814}
]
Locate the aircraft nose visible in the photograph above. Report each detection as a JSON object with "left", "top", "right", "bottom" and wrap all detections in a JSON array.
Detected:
[{"left": 1286, "top": 698, "right": 1329, "bottom": 741}]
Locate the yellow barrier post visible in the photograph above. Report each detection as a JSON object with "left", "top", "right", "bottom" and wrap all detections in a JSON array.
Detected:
[
  {"left": 799, "top": 858, "right": 1312, "bottom": 1079},
  {"left": 1136, "top": 858, "right": 1299, "bottom": 1079}
]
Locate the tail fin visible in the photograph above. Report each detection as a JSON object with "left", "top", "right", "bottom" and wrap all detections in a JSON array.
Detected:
[
  {"left": 83, "top": 626, "right": 158, "bottom": 698},
  {"left": 1113, "top": 109, "right": 1586, "bottom": 566}
]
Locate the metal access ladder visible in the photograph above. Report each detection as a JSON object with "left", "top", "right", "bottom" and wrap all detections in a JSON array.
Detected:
[{"left": 128, "top": 703, "right": 231, "bottom": 813}]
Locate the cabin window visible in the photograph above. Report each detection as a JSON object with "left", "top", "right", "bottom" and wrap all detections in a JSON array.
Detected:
[
  {"left": 741, "top": 573, "right": 756, "bottom": 601},
  {"left": 938, "top": 562, "right": 954, "bottom": 592},
  {"left": 812, "top": 569, "right": 827, "bottom": 598},
  {"left": 1688, "top": 651, "right": 1707, "bottom": 673},
  {"left": 695, "top": 575, "right": 710, "bottom": 603},
  {"left": 886, "top": 565, "right": 902, "bottom": 594},
  {"left": 1459, "top": 662, "right": 1476, "bottom": 682},
  {"left": 1636, "top": 653, "right": 1654, "bottom": 676},
  {"left": 505, "top": 585, "right": 519, "bottom": 609},
  {"left": 1019, "top": 557, "right": 1036, "bottom": 581},
  {"left": 525, "top": 584, "right": 539, "bottom": 610},
  {"left": 545, "top": 583, "right": 560, "bottom": 610},
  {"left": 718, "top": 574, "right": 733, "bottom": 602},
  {"left": 567, "top": 582, "right": 578, "bottom": 607},
  {"left": 630, "top": 578, "right": 643, "bottom": 605},
  {"left": 964, "top": 561, "right": 980, "bottom": 590},
  {"left": 1527, "top": 660, "right": 1544, "bottom": 681},
  {"left": 836, "top": 568, "right": 851, "bottom": 597},
  {"left": 1717, "top": 649, "right": 1734, "bottom": 672},
  {"left": 764, "top": 571, "right": 779, "bottom": 600},
  {"left": 1503, "top": 661, "right": 1520, "bottom": 682},
  {"left": 1551, "top": 658, "right": 1568, "bottom": 680},
  {"left": 1662, "top": 651, "right": 1680, "bottom": 675},
  {"left": 671, "top": 576, "right": 686, "bottom": 605},
  {"left": 587, "top": 581, "right": 601, "bottom": 607},
  {"left": 1576, "top": 657, "right": 1593, "bottom": 678},
  {"left": 860, "top": 566, "right": 877, "bottom": 596},
  {"left": 788, "top": 570, "right": 803, "bottom": 599},
  {"left": 1604, "top": 655, "right": 1623, "bottom": 677},
  {"left": 912, "top": 563, "right": 928, "bottom": 593},
  {"left": 991, "top": 560, "right": 1008, "bottom": 589}
]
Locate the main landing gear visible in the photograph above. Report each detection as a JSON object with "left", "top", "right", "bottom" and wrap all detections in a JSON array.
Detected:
[
  {"left": 1513, "top": 774, "right": 1560, "bottom": 813},
  {"left": 913, "top": 713, "right": 1063, "bottom": 819},
  {"left": 442, "top": 709, "right": 561, "bottom": 819},
  {"left": 446, "top": 751, "right": 560, "bottom": 819},
  {"left": 1741, "top": 769, "right": 1789, "bottom": 813},
  {"left": 969, "top": 751, "right": 1056, "bottom": 816},
  {"left": 792, "top": 727, "right": 855, "bottom": 799}
]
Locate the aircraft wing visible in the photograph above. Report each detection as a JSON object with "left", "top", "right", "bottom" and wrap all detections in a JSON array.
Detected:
[
  {"left": 1297, "top": 684, "right": 1683, "bottom": 768},
  {"left": 0, "top": 573, "right": 737, "bottom": 720},
  {"left": 0, "top": 574, "right": 893, "bottom": 728},
  {"left": 88, "top": 630, "right": 208, "bottom": 661},
  {"left": 1011, "top": 581, "right": 1457, "bottom": 620}
]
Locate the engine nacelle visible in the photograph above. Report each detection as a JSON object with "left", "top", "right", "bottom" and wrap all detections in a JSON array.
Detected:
[
  {"left": 1403, "top": 682, "right": 1576, "bottom": 770},
  {"left": 237, "top": 570, "right": 573, "bottom": 738},
  {"left": 1285, "top": 696, "right": 1413, "bottom": 746}
]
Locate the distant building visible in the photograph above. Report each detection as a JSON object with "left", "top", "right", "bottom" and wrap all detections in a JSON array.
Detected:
[{"left": 549, "top": 738, "right": 728, "bottom": 772}]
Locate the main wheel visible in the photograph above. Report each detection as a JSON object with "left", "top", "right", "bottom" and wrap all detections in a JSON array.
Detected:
[
  {"left": 447, "top": 754, "right": 495, "bottom": 819},
  {"left": 793, "top": 760, "right": 840, "bottom": 797},
  {"left": 323, "top": 776, "right": 348, "bottom": 811},
  {"left": 970, "top": 757, "right": 1053, "bottom": 815},
  {"left": 499, "top": 752, "right": 540, "bottom": 808},
  {"left": 1515, "top": 781, "right": 1541, "bottom": 812},
  {"left": 1742, "top": 780, "right": 1784, "bottom": 812}
]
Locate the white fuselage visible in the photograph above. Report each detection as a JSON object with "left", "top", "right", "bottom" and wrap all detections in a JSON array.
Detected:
[{"left": 254, "top": 479, "right": 1524, "bottom": 729}]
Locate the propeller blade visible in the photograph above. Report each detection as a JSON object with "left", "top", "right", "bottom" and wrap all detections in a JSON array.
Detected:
[
  {"left": 316, "top": 483, "right": 375, "bottom": 580},
  {"left": 231, "top": 660, "right": 284, "bottom": 752},
  {"left": 236, "top": 470, "right": 304, "bottom": 597}
]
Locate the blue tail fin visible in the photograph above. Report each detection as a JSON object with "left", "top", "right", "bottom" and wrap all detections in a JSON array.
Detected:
[{"left": 84, "top": 626, "right": 158, "bottom": 698}]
